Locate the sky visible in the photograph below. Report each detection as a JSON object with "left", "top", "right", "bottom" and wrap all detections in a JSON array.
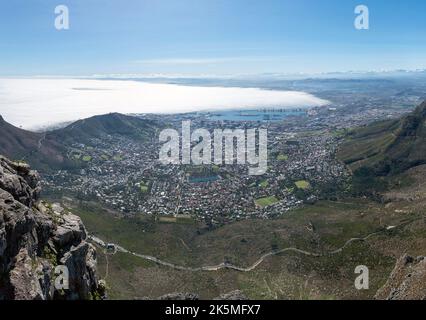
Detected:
[{"left": 1, "top": 0, "right": 426, "bottom": 76}]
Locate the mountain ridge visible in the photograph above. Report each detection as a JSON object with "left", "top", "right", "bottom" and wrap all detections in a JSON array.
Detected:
[
  {"left": 0, "top": 114, "right": 67, "bottom": 171},
  {"left": 0, "top": 113, "right": 159, "bottom": 171},
  {"left": 50, "top": 112, "right": 159, "bottom": 145},
  {"left": 338, "top": 101, "right": 426, "bottom": 176}
]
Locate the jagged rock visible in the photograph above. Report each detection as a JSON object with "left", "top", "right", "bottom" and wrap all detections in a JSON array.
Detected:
[
  {"left": 60, "top": 242, "right": 97, "bottom": 300},
  {"left": 375, "top": 254, "right": 426, "bottom": 300},
  {"left": 9, "top": 248, "right": 48, "bottom": 300},
  {"left": 0, "top": 155, "right": 100, "bottom": 300},
  {"left": 53, "top": 213, "right": 87, "bottom": 249},
  {"left": 0, "top": 156, "right": 41, "bottom": 207}
]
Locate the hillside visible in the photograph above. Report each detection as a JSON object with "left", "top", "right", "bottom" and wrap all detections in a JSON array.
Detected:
[
  {"left": 0, "top": 115, "right": 42, "bottom": 156},
  {"left": 50, "top": 113, "right": 159, "bottom": 145},
  {"left": 0, "top": 113, "right": 159, "bottom": 171},
  {"left": 338, "top": 101, "right": 426, "bottom": 176},
  {"left": 0, "top": 116, "right": 67, "bottom": 170}
]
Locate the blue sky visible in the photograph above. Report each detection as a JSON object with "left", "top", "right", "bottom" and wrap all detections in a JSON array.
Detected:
[{"left": 1, "top": 0, "right": 426, "bottom": 76}]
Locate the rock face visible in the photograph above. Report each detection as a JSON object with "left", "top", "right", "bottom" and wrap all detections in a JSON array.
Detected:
[
  {"left": 375, "top": 255, "right": 426, "bottom": 300},
  {"left": 0, "top": 155, "right": 100, "bottom": 300}
]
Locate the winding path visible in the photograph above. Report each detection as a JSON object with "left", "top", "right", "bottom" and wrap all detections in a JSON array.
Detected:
[{"left": 89, "top": 221, "right": 412, "bottom": 273}]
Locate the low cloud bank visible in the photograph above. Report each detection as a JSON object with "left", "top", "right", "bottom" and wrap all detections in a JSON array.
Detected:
[{"left": 0, "top": 78, "right": 329, "bottom": 129}]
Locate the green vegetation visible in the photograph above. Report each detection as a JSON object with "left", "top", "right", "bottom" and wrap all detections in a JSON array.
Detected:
[
  {"left": 82, "top": 155, "right": 92, "bottom": 162},
  {"left": 69, "top": 202, "right": 198, "bottom": 265},
  {"left": 139, "top": 181, "right": 149, "bottom": 193},
  {"left": 276, "top": 154, "right": 288, "bottom": 161},
  {"left": 338, "top": 103, "right": 426, "bottom": 175},
  {"left": 51, "top": 113, "right": 158, "bottom": 146},
  {"left": 42, "top": 246, "right": 58, "bottom": 267},
  {"left": 336, "top": 103, "right": 426, "bottom": 196},
  {"left": 295, "top": 180, "right": 310, "bottom": 190},
  {"left": 68, "top": 197, "right": 423, "bottom": 300},
  {"left": 255, "top": 196, "right": 279, "bottom": 207},
  {"left": 286, "top": 187, "right": 294, "bottom": 193},
  {"left": 156, "top": 215, "right": 194, "bottom": 224},
  {"left": 158, "top": 216, "right": 177, "bottom": 223},
  {"left": 259, "top": 180, "right": 269, "bottom": 188},
  {"left": 332, "top": 129, "right": 348, "bottom": 138}
]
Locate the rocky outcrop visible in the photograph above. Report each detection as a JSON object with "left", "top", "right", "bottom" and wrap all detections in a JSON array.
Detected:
[
  {"left": 375, "top": 254, "right": 426, "bottom": 300},
  {"left": 0, "top": 155, "right": 101, "bottom": 300}
]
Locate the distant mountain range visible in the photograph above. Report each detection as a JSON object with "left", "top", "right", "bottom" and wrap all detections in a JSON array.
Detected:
[
  {"left": 0, "top": 113, "right": 159, "bottom": 171},
  {"left": 92, "top": 69, "right": 426, "bottom": 81}
]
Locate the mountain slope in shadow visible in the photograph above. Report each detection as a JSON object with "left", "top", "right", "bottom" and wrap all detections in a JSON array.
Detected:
[
  {"left": 0, "top": 115, "right": 68, "bottom": 170},
  {"left": 50, "top": 113, "right": 159, "bottom": 145},
  {"left": 338, "top": 101, "right": 426, "bottom": 176},
  {"left": 0, "top": 113, "right": 159, "bottom": 171}
]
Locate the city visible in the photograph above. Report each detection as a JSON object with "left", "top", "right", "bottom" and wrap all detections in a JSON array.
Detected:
[{"left": 42, "top": 91, "right": 412, "bottom": 224}]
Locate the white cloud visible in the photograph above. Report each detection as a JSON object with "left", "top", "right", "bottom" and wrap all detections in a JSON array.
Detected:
[{"left": 0, "top": 78, "right": 329, "bottom": 130}]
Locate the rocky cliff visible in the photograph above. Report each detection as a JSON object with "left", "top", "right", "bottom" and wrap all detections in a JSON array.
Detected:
[
  {"left": 375, "top": 255, "right": 426, "bottom": 300},
  {"left": 0, "top": 155, "right": 102, "bottom": 300}
]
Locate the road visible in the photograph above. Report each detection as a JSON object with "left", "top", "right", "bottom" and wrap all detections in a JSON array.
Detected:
[
  {"left": 88, "top": 222, "right": 408, "bottom": 273},
  {"left": 88, "top": 216, "right": 425, "bottom": 273}
]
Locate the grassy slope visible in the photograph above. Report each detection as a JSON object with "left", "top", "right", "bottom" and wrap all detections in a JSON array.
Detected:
[
  {"left": 337, "top": 119, "right": 399, "bottom": 171},
  {"left": 338, "top": 102, "right": 426, "bottom": 174},
  {"left": 51, "top": 113, "right": 158, "bottom": 145},
  {"left": 68, "top": 198, "right": 426, "bottom": 300},
  {"left": 0, "top": 116, "right": 69, "bottom": 171}
]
